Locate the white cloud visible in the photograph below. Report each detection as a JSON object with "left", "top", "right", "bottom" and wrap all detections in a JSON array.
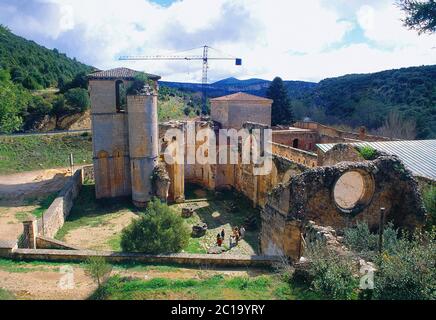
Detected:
[{"left": 0, "top": 0, "right": 435, "bottom": 82}]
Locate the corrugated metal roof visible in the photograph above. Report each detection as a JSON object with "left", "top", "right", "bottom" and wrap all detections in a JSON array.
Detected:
[
  {"left": 88, "top": 67, "right": 161, "bottom": 81},
  {"left": 316, "top": 140, "right": 436, "bottom": 180}
]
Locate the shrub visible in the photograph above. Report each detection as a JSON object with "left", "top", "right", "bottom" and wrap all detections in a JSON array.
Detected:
[
  {"left": 422, "top": 185, "right": 436, "bottom": 229},
  {"left": 357, "top": 146, "right": 377, "bottom": 160},
  {"left": 373, "top": 232, "right": 436, "bottom": 300},
  {"left": 305, "top": 243, "right": 358, "bottom": 300},
  {"left": 120, "top": 198, "right": 190, "bottom": 254},
  {"left": 84, "top": 256, "right": 112, "bottom": 288},
  {"left": 343, "top": 221, "right": 398, "bottom": 259},
  {"left": 127, "top": 73, "right": 154, "bottom": 95}
]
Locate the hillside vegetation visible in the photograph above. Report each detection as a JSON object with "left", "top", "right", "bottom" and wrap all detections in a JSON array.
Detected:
[
  {"left": 0, "top": 133, "right": 92, "bottom": 174},
  {"left": 291, "top": 66, "right": 436, "bottom": 139},
  {"left": 0, "top": 25, "right": 94, "bottom": 134}
]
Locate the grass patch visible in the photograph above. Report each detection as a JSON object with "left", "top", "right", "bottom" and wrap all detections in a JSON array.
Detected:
[
  {"left": 0, "top": 288, "right": 15, "bottom": 300},
  {"left": 183, "top": 237, "right": 207, "bottom": 254},
  {"left": 0, "top": 258, "right": 67, "bottom": 273},
  {"left": 0, "top": 134, "right": 92, "bottom": 174},
  {"left": 91, "top": 274, "right": 315, "bottom": 300},
  {"left": 55, "top": 184, "right": 136, "bottom": 241}
]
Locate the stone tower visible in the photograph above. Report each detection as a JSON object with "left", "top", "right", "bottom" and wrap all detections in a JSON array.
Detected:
[{"left": 88, "top": 67, "right": 161, "bottom": 207}]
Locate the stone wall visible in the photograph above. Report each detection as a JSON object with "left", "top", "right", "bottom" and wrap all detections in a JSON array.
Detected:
[
  {"left": 272, "top": 130, "right": 318, "bottom": 151},
  {"left": 294, "top": 121, "right": 394, "bottom": 142},
  {"left": 272, "top": 142, "right": 318, "bottom": 167},
  {"left": 36, "top": 169, "right": 82, "bottom": 238},
  {"left": 261, "top": 155, "right": 427, "bottom": 259},
  {"left": 318, "top": 144, "right": 364, "bottom": 166}
]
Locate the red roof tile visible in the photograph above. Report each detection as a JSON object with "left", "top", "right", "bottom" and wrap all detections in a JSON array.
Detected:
[
  {"left": 88, "top": 67, "right": 161, "bottom": 80},
  {"left": 210, "top": 92, "right": 273, "bottom": 103}
]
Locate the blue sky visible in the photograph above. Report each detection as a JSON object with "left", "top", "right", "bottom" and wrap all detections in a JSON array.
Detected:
[{"left": 0, "top": 0, "right": 435, "bottom": 83}]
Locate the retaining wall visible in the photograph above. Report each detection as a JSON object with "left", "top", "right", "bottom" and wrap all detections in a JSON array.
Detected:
[
  {"left": 36, "top": 169, "right": 82, "bottom": 238},
  {"left": 6, "top": 249, "right": 281, "bottom": 267}
]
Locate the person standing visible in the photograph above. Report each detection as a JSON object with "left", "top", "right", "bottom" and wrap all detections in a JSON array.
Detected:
[{"left": 221, "top": 229, "right": 225, "bottom": 240}]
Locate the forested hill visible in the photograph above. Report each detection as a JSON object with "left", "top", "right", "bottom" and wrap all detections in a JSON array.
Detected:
[
  {"left": 0, "top": 24, "right": 93, "bottom": 89},
  {"left": 291, "top": 65, "right": 436, "bottom": 139}
]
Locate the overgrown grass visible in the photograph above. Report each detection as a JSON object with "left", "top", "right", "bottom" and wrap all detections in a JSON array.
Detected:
[
  {"left": 90, "top": 274, "right": 316, "bottom": 300},
  {"left": 0, "top": 134, "right": 92, "bottom": 174}
]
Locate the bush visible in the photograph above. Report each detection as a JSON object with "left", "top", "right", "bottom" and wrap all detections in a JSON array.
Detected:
[
  {"left": 343, "top": 221, "right": 398, "bottom": 259},
  {"left": 305, "top": 243, "right": 358, "bottom": 300},
  {"left": 373, "top": 232, "right": 436, "bottom": 300},
  {"left": 120, "top": 198, "right": 190, "bottom": 254},
  {"left": 422, "top": 185, "right": 436, "bottom": 229},
  {"left": 64, "top": 88, "right": 90, "bottom": 113},
  {"left": 127, "top": 73, "right": 154, "bottom": 95},
  {"left": 357, "top": 146, "right": 377, "bottom": 160}
]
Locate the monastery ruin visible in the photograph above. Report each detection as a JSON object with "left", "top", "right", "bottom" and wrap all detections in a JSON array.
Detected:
[{"left": 87, "top": 68, "right": 429, "bottom": 260}]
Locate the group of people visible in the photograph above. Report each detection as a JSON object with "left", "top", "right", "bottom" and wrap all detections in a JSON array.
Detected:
[{"left": 216, "top": 226, "right": 246, "bottom": 249}]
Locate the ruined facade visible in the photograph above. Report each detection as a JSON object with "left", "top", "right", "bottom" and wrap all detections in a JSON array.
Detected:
[{"left": 89, "top": 68, "right": 428, "bottom": 260}]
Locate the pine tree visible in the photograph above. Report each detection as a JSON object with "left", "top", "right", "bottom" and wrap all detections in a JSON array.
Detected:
[{"left": 266, "top": 77, "right": 294, "bottom": 126}]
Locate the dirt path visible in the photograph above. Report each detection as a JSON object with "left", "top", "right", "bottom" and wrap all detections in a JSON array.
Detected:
[
  {"left": 0, "top": 266, "right": 96, "bottom": 300},
  {"left": 0, "top": 168, "right": 72, "bottom": 201},
  {"left": 0, "top": 168, "right": 73, "bottom": 242}
]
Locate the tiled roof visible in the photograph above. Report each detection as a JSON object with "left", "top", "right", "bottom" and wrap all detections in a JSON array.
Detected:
[
  {"left": 210, "top": 92, "right": 273, "bottom": 103},
  {"left": 88, "top": 67, "right": 161, "bottom": 80},
  {"left": 317, "top": 140, "right": 436, "bottom": 181}
]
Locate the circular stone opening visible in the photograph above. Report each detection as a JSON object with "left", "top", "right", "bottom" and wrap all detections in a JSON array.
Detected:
[{"left": 333, "top": 170, "right": 374, "bottom": 214}]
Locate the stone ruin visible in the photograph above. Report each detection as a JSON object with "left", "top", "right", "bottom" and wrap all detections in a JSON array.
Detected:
[{"left": 261, "top": 153, "right": 427, "bottom": 260}]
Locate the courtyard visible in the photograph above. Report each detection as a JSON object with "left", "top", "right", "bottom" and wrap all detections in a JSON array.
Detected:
[{"left": 55, "top": 182, "right": 261, "bottom": 255}]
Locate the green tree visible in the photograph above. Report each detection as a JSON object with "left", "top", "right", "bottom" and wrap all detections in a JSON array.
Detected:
[
  {"left": 64, "top": 88, "right": 90, "bottom": 113},
  {"left": 0, "top": 69, "right": 29, "bottom": 133},
  {"left": 266, "top": 77, "right": 294, "bottom": 126},
  {"left": 120, "top": 198, "right": 190, "bottom": 254},
  {"left": 398, "top": 0, "right": 436, "bottom": 34},
  {"left": 84, "top": 256, "right": 112, "bottom": 288}
]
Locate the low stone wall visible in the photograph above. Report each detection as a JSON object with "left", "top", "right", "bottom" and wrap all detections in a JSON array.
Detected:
[
  {"left": 6, "top": 249, "right": 281, "bottom": 267},
  {"left": 36, "top": 236, "right": 81, "bottom": 250},
  {"left": 272, "top": 142, "right": 318, "bottom": 167},
  {"left": 36, "top": 169, "right": 82, "bottom": 239}
]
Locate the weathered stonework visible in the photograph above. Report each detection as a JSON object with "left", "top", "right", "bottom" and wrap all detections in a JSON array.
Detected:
[{"left": 261, "top": 155, "right": 427, "bottom": 259}]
